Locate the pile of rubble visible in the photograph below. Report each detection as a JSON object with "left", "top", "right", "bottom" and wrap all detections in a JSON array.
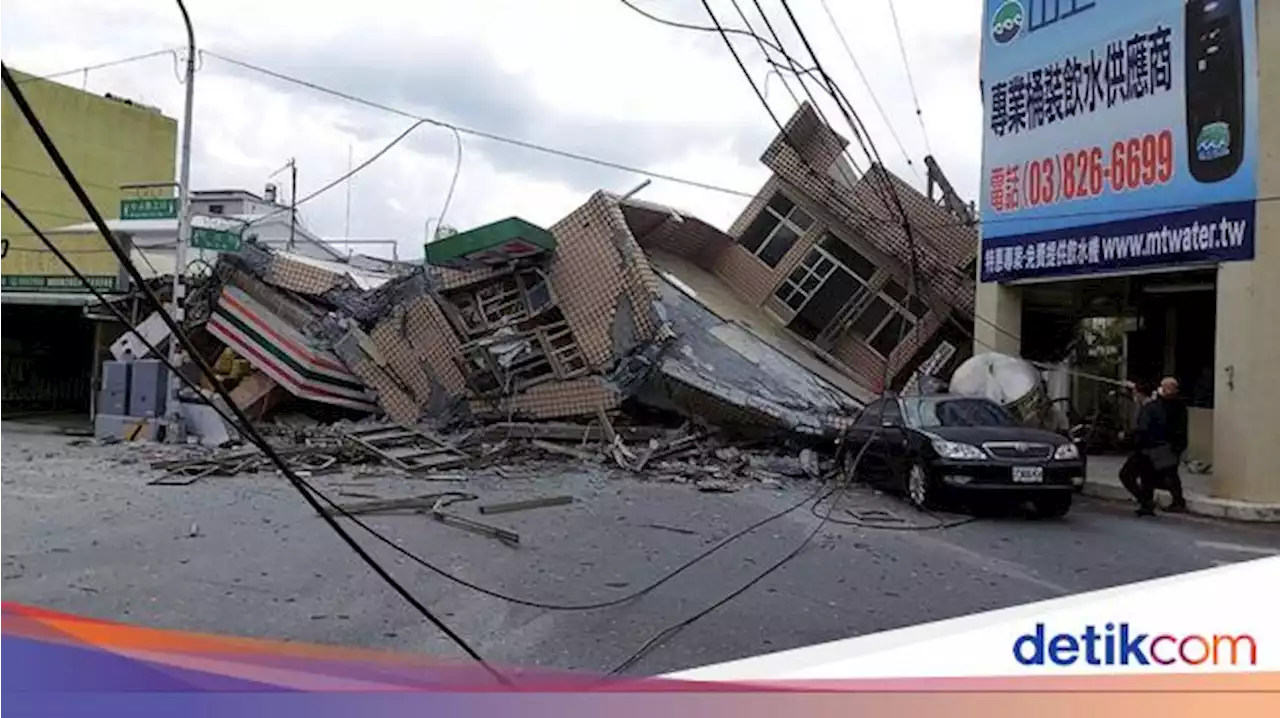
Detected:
[
  {"left": 145, "top": 415, "right": 830, "bottom": 494},
  {"left": 104, "top": 193, "right": 864, "bottom": 477}
]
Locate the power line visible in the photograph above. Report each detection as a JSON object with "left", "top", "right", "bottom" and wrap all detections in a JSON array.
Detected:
[
  {"left": 241, "top": 118, "right": 432, "bottom": 230},
  {"left": 602, "top": 1, "right": 913, "bottom": 676},
  {"left": 203, "top": 48, "right": 1276, "bottom": 234},
  {"left": 884, "top": 0, "right": 934, "bottom": 159},
  {"left": 775, "top": 0, "right": 937, "bottom": 395},
  {"left": 747, "top": 0, "right": 864, "bottom": 180},
  {"left": 816, "top": 0, "right": 918, "bottom": 178},
  {"left": 623, "top": 0, "right": 979, "bottom": 382},
  {"left": 13, "top": 49, "right": 177, "bottom": 85},
  {"left": 201, "top": 51, "right": 757, "bottom": 200},
  {"left": 616, "top": 0, "right": 787, "bottom": 55},
  {"left": 434, "top": 128, "right": 463, "bottom": 238},
  {"left": 732, "top": 0, "right": 801, "bottom": 109}
]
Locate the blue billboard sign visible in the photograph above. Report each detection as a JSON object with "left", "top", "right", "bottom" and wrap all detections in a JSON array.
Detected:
[{"left": 978, "top": 0, "right": 1258, "bottom": 282}]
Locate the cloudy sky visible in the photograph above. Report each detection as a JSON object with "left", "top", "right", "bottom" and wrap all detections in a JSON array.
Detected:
[{"left": 2, "top": 0, "right": 984, "bottom": 260}]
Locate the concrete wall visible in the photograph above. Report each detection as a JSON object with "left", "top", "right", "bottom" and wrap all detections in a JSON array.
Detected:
[
  {"left": 1, "top": 69, "right": 177, "bottom": 288},
  {"left": 1211, "top": 0, "right": 1280, "bottom": 503}
]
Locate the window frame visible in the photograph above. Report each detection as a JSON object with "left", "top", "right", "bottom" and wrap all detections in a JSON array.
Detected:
[
  {"left": 740, "top": 193, "right": 814, "bottom": 267},
  {"left": 847, "top": 280, "right": 930, "bottom": 360},
  {"left": 772, "top": 246, "right": 844, "bottom": 313},
  {"left": 773, "top": 233, "right": 879, "bottom": 321}
]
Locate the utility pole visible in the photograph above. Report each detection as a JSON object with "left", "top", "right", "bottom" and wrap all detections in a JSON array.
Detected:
[
  {"left": 289, "top": 157, "right": 297, "bottom": 251},
  {"left": 344, "top": 144, "right": 353, "bottom": 254},
  {"left": 166, "top": 0, "right": 196, "bottom": 442},
  {"left": 269, "top": 157, "right": 298, "bottom": 251}
]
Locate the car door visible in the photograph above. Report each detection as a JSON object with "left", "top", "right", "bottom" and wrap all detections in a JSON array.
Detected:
[
  {"left": 870, "top": 399, "right": 912, "bottom": 491},
  {"left": 847, "top": 399, "right": 893, "bottom": 487}
]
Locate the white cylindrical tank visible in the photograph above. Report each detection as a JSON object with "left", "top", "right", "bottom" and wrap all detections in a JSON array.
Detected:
[{"left": 949, "top": 352, "right": 1061, "bottom": 429}]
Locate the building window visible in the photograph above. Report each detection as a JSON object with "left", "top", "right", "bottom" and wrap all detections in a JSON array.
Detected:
[
  {"left": 738, "top": 193, "right": 814, "bottom": 267},
  {"left": 207, "top": 204, "right": 225, "bottom": 215},
  {"left": 774, "top": 248, "right": 838, "bottom": 311},
  {"left": 774, "top": 234, "right": 881, "bottom": 341},
  {"left": 848, "top": 279, "right": 930, "bottom": 359}
]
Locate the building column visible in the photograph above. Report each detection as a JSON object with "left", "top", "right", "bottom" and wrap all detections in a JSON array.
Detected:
[
  {"left": 1211, "top": 0, "right": 1280, "bottom": 504},
  {"left": 974, "top": 276, "right": 1022, "bottom": 356}
]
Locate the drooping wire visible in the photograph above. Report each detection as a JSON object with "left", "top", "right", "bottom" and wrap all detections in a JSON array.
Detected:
[
  {"left": 816, "top": 0, "right": 919, "bottom": 179},
  {"left": 434, "top": 127, "right": 464, "bottom": 240},
  {"left": 730, "top": 0, "right": 801, "bottom": 109},
  {"left": 601, "top": 1, "right": 937, "bottom": 677},
  {"left": 747, "top": 0, "right": 864, "bottom": 182},
  {"left": 884, "top": 0, "right": 935, "bottom": 159},
  {"left": 14, "top": 49, "right": 178, "bottom": 84},
  {"left": 0, "top": 63, "right": 509, "bottom": 687},
  {"left": 201, "top": 51, "right": 757, "bottom": 200},
  {"left": 239, "top": 118, "right": 430, "bottom": 230},
  {"left": 616, "top": 0, "right": 787, "bottom": 55}
]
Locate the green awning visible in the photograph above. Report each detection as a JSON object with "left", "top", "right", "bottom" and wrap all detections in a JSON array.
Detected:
[{"left": 424, "top": 217, "right": 556, "bottom": 270}]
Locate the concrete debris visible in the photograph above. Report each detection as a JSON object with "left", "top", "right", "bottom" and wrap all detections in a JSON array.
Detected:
[
  {"left": 103, "top": 195, "right": 876, "bottom": 505},
  {"left": 478, "top": 495, "right": 575, "bottom": 515}
]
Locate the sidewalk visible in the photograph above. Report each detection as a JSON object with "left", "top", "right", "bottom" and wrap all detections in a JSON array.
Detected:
[{"left": 1083, "top": 454, "right": 1280, "bottom": 523}]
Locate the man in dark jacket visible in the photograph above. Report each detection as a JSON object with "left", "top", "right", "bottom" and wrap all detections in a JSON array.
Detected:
[
  {"left": 1132, "top": 377, "right": 1189, "bottom": 514},
  {"left": 1118, "top": 381, "right": 1156, "bottom": 515}
]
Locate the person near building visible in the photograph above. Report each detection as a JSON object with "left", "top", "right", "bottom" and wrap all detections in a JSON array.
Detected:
[
  {"left": 1118, "top": 380, "right": 1156, "bottom": 515},
  {"left": 1130, "top": 377, "right": 1190, "bottom": 515}
]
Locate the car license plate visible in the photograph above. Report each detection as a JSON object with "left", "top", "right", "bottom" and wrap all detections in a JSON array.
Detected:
[{"left": 1012, "top": 466, "right": 1044, "bottom": 483}]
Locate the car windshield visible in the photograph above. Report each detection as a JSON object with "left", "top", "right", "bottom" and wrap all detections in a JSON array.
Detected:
[{"left": 909, "top": 398, "right": 1018, "bottom": 428}]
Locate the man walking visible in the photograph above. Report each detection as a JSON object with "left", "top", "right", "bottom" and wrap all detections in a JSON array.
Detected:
[
  {"left": 1118, "top": 381, "right": 1156, "bottom": 515},
  {"left": 1131, "top": 377, "right": 1190, "bottom": 515}
]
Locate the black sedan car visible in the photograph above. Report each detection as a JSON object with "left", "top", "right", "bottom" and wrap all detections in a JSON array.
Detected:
[{"left": 842, "top": 394, "right": 1086, "bottom": 517}]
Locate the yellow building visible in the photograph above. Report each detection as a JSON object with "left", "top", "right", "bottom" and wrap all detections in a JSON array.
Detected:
[
  {"left": 2, "top": 68, "right": 177, "bottom": 414},
  {"left": 2, "top": 68, "right": 178, "bottom": 289}
]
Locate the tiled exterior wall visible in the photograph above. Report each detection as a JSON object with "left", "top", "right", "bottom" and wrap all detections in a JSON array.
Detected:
[
  {"left": 471, "top": 376, "right": 622, "bottom": 420},
  {"left": 832, "top": 331, "right": 888, "bottom": 392},
  {"left": 345, "top": 352, "right": 421, "bottom": 424},
  {"left": 686, "top": 102, "right": 980, "bottom": 390},
  {"left": 633, "top": 214, "right": 736, "bottom": 274},
  {"left": 265, "top": 254, "right": 345, "bottom": 295},
  {"left": 759, "top": 103, "right": 977, "bottom": 316},
  {"left": 602, "top": 198, "right": 667, "bottom": 342},
  {"left": 404, "top": 295, "right": 467, "bottom": 396},
  {"left": 887, "top": 312, "right": 945, "bottom": 383},
  {"left": 709, "top": 175, "right": 833, "bottom": 310},
  {"left": 544, "top": 192, "right": 664, "bottom": 370},
  {"left": 342, "top": 191, "right": 669, "bottom": 423}
]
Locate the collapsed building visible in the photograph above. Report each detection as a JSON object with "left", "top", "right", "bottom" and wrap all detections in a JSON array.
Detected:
[{"left": 96, "top": 103, "right": 978, "bottom": 445}]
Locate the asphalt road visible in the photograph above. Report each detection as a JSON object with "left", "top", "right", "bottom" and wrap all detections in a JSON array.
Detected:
[{"left": 4, "top": 426, "right": 1278, "bottom": 679}]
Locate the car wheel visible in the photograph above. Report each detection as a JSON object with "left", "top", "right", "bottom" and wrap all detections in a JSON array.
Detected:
[
  {"left": 1032, "top": 493, "right": 1072, "bottom": 518},
  {"left": 906, "top": 463, "right": 937, "bottom": 510}
]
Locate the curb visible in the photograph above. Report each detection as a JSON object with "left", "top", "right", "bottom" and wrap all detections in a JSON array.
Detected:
[{"left": 1081, "top": 481, "right": 1280, "bottom": 523}]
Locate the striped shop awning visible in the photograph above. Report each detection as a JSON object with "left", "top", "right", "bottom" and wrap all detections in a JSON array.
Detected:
[{"left": 207, "top": 284, "right": 381, "bottom": 413}]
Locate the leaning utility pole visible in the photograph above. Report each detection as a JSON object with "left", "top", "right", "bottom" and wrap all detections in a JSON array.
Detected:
[
  {"left": 166, "top": 0, "right": 196, "bottom": 442},
  {"left": 269, "top": 157, "right": 298, "bottom": 250},
  {"left": 289, "top": 157, "right": 297, "bottom": 250}
]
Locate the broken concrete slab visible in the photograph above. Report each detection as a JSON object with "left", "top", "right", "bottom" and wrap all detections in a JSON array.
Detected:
[{"left": 638, "top": 275, "right": 862, "bottom": 438}]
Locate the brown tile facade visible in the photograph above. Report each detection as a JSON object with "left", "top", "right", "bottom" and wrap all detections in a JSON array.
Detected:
[
  {"left": 336, "top": 190, "right": 672, "bottom": 423},
  {"left": 688, "top": 102, "right": 979, "bottom": 391}
]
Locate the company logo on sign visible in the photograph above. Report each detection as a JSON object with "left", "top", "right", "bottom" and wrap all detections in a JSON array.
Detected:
[
  {"left": 1196, "top": 122, "right": 1232, "bottom": 161},
  {"left": 991, "top": 1, "right": 1024, "bottom": 44}
]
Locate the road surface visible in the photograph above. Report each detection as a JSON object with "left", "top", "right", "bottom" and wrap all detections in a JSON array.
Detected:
[{"left": 3, "top": 425, "right": 1277, "bottom": 678}]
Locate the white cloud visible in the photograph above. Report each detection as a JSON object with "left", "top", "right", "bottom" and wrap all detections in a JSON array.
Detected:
[{"left": 1, "top": 0, "right": 985, "bottom": 261}]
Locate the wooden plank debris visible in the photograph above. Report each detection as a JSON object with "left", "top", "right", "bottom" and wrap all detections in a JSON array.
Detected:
[{"left": 478, "top": 495, "right": 574, "bottom": 515}]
